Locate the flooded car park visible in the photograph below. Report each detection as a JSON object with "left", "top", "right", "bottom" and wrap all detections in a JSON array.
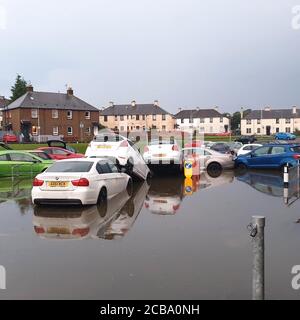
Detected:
[{"left": 1, "top": 169, "right": 300, "bottom": 299}]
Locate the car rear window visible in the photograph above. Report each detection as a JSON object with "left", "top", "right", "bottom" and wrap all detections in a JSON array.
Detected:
[
  {"left": 149, "top": 139, "right": 175, "bottom": 145},
  {"left": 46, "top": 161, "right": 93, "bottom": 173},
  {"left": 94, "top": 134, "right": 124, "bottom": 142}
]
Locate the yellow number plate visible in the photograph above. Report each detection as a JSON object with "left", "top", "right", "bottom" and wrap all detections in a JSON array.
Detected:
[
  {"left": 97, "top": 145, "right": 112, "bottom": 149},
  {"left": 47, "top": 181, "right": 69, "bottom": 188},
  {"left": 47, "top": 227, "right": 70, "bottom": 234}
]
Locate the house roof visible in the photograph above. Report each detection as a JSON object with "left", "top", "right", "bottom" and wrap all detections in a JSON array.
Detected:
[
  {"left": 100, "top": 104, "right": 171, "bottom": 116},
  {"left": 6, "top": 91, "right": 99, "bottom": 112},
  {"left": 244, "top": 108, "right": 299, "bottom": 119},
  {"left": 175, "top": 109, "right": 225, "bottom": 119}
]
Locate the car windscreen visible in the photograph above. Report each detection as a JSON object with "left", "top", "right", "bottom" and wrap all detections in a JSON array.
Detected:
[
  {"left": 94, "top": 135, "right": 124, "bottom": 142},
  {"left": 46, "top": 161, "right": 93, "bottom": 173},
  {"left": 30, "top": 152, "right": 51, "bottom": 160},
  {"left": 291, "top": 146, "right": 300, "bottom": 153}
]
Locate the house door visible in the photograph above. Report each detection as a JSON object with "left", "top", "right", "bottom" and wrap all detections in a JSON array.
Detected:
[
  {"left": 266, "top": 126, "right": 271, "bottom": 136},
  {"left": 21, "top": 122, "right": 31, "bottom": 142}
]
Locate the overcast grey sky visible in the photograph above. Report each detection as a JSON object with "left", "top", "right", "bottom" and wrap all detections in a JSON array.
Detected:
[{"left": 0, "top": 0, "right": 300, "bottom": 113}]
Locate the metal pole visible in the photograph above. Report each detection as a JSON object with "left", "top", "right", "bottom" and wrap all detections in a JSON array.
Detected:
[{"left": 252, "top": 215, "right": 265, "bottom": 300}]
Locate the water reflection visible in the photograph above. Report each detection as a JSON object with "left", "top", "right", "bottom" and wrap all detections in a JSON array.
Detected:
[
  {"left": 145, "top": 170, "right": 235, "bottom": 214},
  {"left": 33, "top": 181, "right": 150, "bottom": 240}
]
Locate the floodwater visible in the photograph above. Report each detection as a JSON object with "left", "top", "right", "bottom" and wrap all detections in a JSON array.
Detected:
[{"left": 0, "top": 168, "right": 300, "bottom": 300}]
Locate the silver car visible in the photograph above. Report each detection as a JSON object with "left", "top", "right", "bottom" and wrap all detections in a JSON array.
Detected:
[{"left": 182, "top": 147, "right": 235, "bottom": 173}]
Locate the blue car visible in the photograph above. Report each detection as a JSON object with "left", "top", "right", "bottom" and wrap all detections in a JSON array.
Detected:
[
  {"left": 275, "top": 132, "right": 296, "bottom": 140},
  {"left": 235, "top": 143, "right": 300, "bottom": 170}
]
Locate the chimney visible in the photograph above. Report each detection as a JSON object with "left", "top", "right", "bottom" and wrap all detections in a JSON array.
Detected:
[
  {"left": 293, "top": 106, "right": 297, "bottom": 114},
  {"left": 67, "top": 87, "right": 74, "bottom": 96},
  {"left": 154, "top": 100, "right": 159, "bottom": 107},
  {"left": 178, "top": 107, "right": 182, "bottom": 112},
  {"left": 131, "top": 100, "right": 136, "bottom": 107},
  {"left": 214, "top": 106, "right": 219, "bottom": 112},
  {"left": 264, "top": 106, "right": 271, "bottom": 112},
  {"left": 26, "top": 84, "right": 34, "bottom": 92},
  {"left": 109, "top": 101, "right": 114, "bottom": 107}
]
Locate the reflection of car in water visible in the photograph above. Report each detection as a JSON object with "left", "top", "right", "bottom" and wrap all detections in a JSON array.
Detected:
[
  {"left": 236, "top": 170, "right": 284, "bottom": 197},
  {"left": 33, "top": 181, "right": 149, "bottom": 240},
  {"left": 145, "top": 176, "right": 184, "bottom": 215},
  {"left": 95, "top": 181, "right": 150, "bottom": 240},
  {"left": 0, "top": 178, "right": 32, "bottom": 203},
  {"left": 184, "top": 170, "right": 235, "bottom": 196}
]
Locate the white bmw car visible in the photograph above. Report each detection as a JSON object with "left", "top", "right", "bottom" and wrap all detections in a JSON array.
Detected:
[
  {"left": 85, "top": 133, "right": 150, "bottom": 180},
  {"left": 32, "top": 158, "right": 132, "bottom": 206},
  {"left": 143, "top": 138, "right": 183, "bottom": 171}
]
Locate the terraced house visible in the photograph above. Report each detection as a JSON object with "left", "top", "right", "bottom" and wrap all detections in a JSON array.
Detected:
[
  {"left": 99, "top": 100, "right": 175, "bottom": 132},
  {"left": 241, "top": 106, "right": 300, "bottom": 135},
  {"left": 3, "top": 85, "right": 100, "bottom": 142},
  {"left": 175, "top": 107, "right": 230, "bottom": 133}
]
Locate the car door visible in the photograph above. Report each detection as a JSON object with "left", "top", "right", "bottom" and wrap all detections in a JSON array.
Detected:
[
  {"left": 128, "top": 141, "right": 145, "bottom": 177},
  {"left": 9, "top": 153, "right": 39, "bottom": 175},
  {"left": 107, "top": 159, "right": 128, "bottom": 193},
  {"left": 248, "top": 146, "right": 271, "bottom": 168},
  {"left": 268, "top": 146, "right": 287, "bottom": 168},
  {"left": 96, "top": 160, "right": 118, "bottom": 197},
  {"left": 0, "top": 154, "right": 11, "bottom": 176}
]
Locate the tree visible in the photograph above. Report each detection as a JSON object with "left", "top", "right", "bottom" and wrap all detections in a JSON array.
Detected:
[{"left": 10, "top": 74, "right": 28, "bottom": 102}]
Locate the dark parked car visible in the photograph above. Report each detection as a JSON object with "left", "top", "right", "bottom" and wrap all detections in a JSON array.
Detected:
[
  {"left": 210, "top": 143, "right": 234, "bottom": 155},
  {"left": 235, "top": 135, "right": 257, "bottom": 144}
]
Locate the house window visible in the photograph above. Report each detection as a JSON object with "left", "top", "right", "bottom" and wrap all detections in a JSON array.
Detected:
[
  {"left": 53, "top": 127, "right": 59, "bottom": 136},
  {"left": 189, "top": 118, "right": 192, "bottom": 124},
  {"left": 246, "top": 128, "right": 252, "bottom": 134},
  {"left": 162, "top": 125, "right": 166, "bottom": 130},
  {"left": 136, "top": 115, "right": 140, "bottom": 121},
  {"left": 181, "top": 119, "right": 184, "bottom": 124},
  {"left": 115, "top": 115, "right": 118, "bottom": 121},
  {"left": 67, "top": 110, "right": 73, "bottom": 120},
  {"left": 257, "top": 119, "right": 261, "bottom": 124},
  {"left": 220, "top": 117, "right": 223, "bottom": 123},
  {"left": 246, "top": 119, "right": 251, "bottom": 125},
  {"left": 257, "top": 128, "right": 261, "bottom": 134},
  {"left": 85, "top": 111, "right": 91, "bottom": 120},
  {"left": 142, "top": 115, "right": 146, "bottom": 120},
  {"left": 276, "top": 128, "right": 280, "bottom": 133},
  {"left": 120, "top": 115, "right": 124, "bottom": 121},
  {"left": 52, "top": 109, "right": 58, "bottom": 119},
  {"left": 120, "top": 126, "right": 124, "bottom": 131},
  {"left": 276, "top": 119, "right": 280, "bottom": 124},
  {"left": 136, "top": 126, "right": 140, "bottom": 130},
  {"left": 152, "top": 115, "right": 157, "bottom": 121},
  {"left": 162, "top": 114, "right": 166, "bottom": 121},
  {"left": 85, "top": 127, "right": 91, "bottom": 135},
  {"left": 31, "top": 109, "right": 38, "bottom": 119},
  {"left": 32, "top": 126, "right": 39, "bottom": 136},
  {"left": 104, "top": 115, "right": 108, "bottom": 122},
  {"left": 286, "top": 118, "right": 291, "bottom": 124},
  {"left": 210, "top": 118, "right": 213, "bottom": 123},
  {"left": 152, "top": 125, "right": 157, "bottom": 129},
  {"left": 67, "top": 127, "right": 73, "bottom": 136},
  {"left": 286, "top": 127, "right": 291, "bottom": 133},
  {"left": 200, "top": 118, "right": 204, "bottom": 123},
  {"left": 200, "top": 127, "right": 205, "bottom": 132}
]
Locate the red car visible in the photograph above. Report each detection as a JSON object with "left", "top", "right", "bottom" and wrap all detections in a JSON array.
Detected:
[
  {"left": 2, "top": 134, "right": 18, "bottom": 144},
  {"left": 37, "top": 147, "right": 85, "bottom": 160}
]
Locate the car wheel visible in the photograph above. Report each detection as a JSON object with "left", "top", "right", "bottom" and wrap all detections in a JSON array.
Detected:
[
  {"left": 97, "top": 187, "right": 107, "bottom": 204},
  {"left": 126, "top": 178, "right": 133, "bottom": 196},
  {"left": 126, "top": 158, "right": 134, "bottom": 176},
  {"left": 207, "top": 162, "right": 223, "bottom": 178}
]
